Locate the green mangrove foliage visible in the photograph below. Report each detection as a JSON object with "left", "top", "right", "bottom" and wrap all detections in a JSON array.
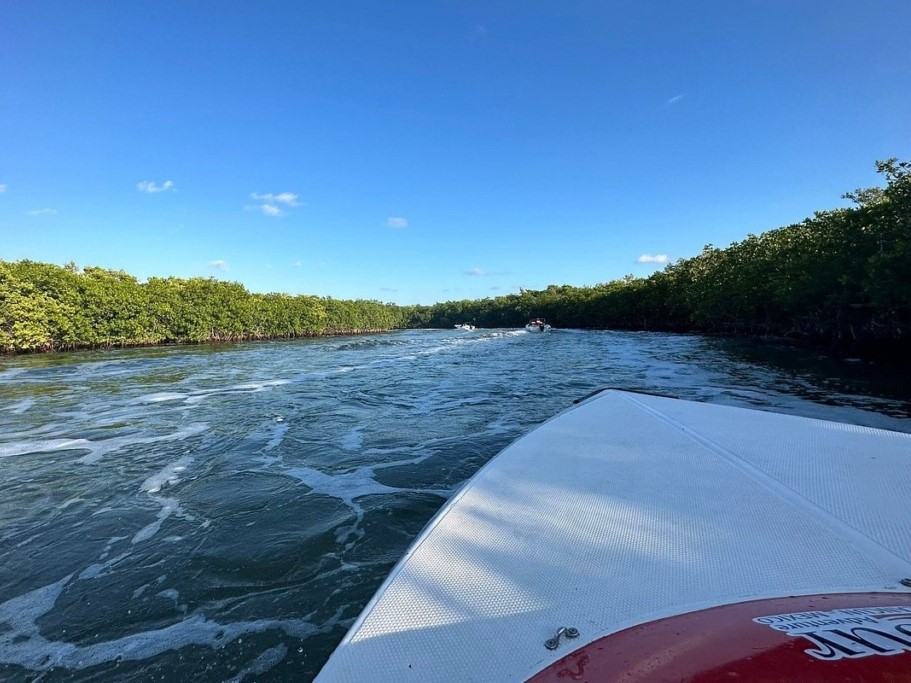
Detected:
[
  {"left": 2, "top": 158, "right": 908, "bottom": 359},
  {"left": 416, "top": 158, "right": 911, "bottom": 358},
  {"left": 0, "top": 262, "right": 408, "bottom": 352}
]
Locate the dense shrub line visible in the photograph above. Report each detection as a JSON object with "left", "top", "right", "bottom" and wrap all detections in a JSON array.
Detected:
[{"left": 0, "top": 263, "right": 411, "bottom": 353}]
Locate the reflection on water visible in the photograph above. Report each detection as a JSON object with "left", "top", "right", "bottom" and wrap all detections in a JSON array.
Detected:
[{"left": 1, "top": 330, "right": 909, "bottom": 681}]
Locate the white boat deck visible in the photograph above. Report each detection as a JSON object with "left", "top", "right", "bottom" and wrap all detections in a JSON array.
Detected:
[{"left": 316, "top": 390, "right": 911, "bottom": 682}]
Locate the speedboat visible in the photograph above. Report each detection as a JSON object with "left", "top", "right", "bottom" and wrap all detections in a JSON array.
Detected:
[
  {"left": 316, "top": 389, "right": 911, "bottom": 681},
  {"left": 525, "top": 318, "right": 551, "bottom": 331},
  {"left": 454, "top": 323, "right": 475, "bottom": 331}
]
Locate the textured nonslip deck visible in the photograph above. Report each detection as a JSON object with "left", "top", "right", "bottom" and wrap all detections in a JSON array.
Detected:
[{"left": 316, "top": 390, "right": 911, "bottom": 682}]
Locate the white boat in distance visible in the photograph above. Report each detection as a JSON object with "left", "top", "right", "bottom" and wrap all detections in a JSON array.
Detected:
[
  {"left": 316, "top": 389, "right": 911, "bottom": 682},
  {"left": 454, "top": 323, "right": 475, "bottom": 331},
  {"left": 525, "top": 318, "right": 551, "bottom": 331}
]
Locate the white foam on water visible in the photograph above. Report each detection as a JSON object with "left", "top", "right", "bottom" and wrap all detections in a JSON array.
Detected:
[
  {"left": 280, "top": 456, "right": 449, "bottom": 550},
  {"left": 264, "top": 423, "right": 289, "bottom": 452},
  {"left": 483, "top": 418, "right": 512, "bottom": 436},
  {"left": 285, "top": 365, "right": 362, "bottom": 384},
  {"left": 3, "top": 398, "right": 35, "bottom": 414},
  {"left": 132, "top": 456, "right": 198, "bottom": 547},
  {"left": 141, "top": 456, "right": 193, "bottom": 494},
  {"left": 417, "top": 344, "right": 450, "bottom": 356},
  {"left": 370, "top": 449, "right": 437, "bottom": 472},
  {"left": 368, "top": 355, "right": 418, "bottom": 366},
  {"left": 130, "top": 392, "right": 188, "bottom": 404},
  {"left": 78, "top": 423, "right": 208, "bottom": 465},
  {"left": 0, "top": 424, "right": 208, "bottom": 463},
  {"left": 14, "top": 533, "right": 43, "bottom": 549},
  {"left": 156, "top": 589, "right": 186, "bottom": 613},
  {"left": 416, "top": 329, "right": 527, "bottom": 357},
  {"left": 411, "top": 394, "right": 490, "bottom": 416},
  {"left": 0, "top": 438, "right": 91, "bottom": 459},
  {"left": 0, "top": 574, "right": 318, "bottom": 672},
  {"left": 98, "top": 536, "right": 129, "bottom": 560},
  {"left": 78, "top": 551, "right": 132, "bottom": 580},
  {"left": 0, "top": 367, "right": 29, "bottom": 382},
  {"left": 182, "top": 379, "right": 291, "bottom": 406},
  {"left": 132, "top": 496, "right": 191, "bottom": 545},
  {"left": 232, "top": 380, "right": 290, "bottom": 391},
  {"left": 224, "top": 643, "right": 288, "bottom": 683},
  {"left": 283, "top": 466, "right": 403, "bottom": 504},
  {"left": 340, "top": 427, "right": 363, "bottom": 452},
  {"left": 3, "top": 422, "right": 86, "bottom": 446}
]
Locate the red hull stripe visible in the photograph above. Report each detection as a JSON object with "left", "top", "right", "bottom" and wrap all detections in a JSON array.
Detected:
[{"left": 528, "top": 592, "right": 911, "bottom": 682}]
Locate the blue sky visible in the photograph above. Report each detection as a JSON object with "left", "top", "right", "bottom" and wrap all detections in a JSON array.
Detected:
[{"left": 1, "top": 1, "right": 908, "bottom": 305}]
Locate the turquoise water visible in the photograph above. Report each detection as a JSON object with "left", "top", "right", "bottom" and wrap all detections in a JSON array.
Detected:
[{"left": 1, "top": 329, "right": 910, "bottom": 681}]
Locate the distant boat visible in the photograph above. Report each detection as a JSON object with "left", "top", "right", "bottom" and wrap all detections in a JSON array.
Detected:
[
  {"left": 525, "top": 318, "right": 551, "bottom": 331},
  {"left": 315, "top": 389, "right": 911, "bottom": 682},
  {"left": 454, "top": 323, "right": 475, "bottom": 331}
]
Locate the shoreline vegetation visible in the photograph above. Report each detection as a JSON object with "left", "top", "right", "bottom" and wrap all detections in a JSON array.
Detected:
[{"left": 2, "top": 159, "right": 909, "bottom": 363}]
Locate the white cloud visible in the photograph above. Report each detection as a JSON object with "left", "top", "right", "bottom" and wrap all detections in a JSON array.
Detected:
[
  {"left": 137, "top": 180, "right": 176, "bottom": 193},
  {"left": 387, "top": 216, "right": 408, "bottom": 229},
  {"left": 637, "top": 253, "right": 669, "bottom": 264},
  {"left": 209, "top": 260, "right": 228, "bottom": 271},
  {"left": 248, "top": 191, "right": 301, "bottom": 217},
  {"left": 24, "top": 208, "right": 57, "bottom": 215},
  {"left": 466, "top": 267, "right": 510, "bottom": 276},
  {"left": 379, "top": 287, "right": 397, "bottom": 292},
  {"left": 251, "top": 192, "right": 300, "bottom": 206},
  {"left": 0, "top": 184, "right": 7, "bottom": 193},
  {"left": 666, "top": 94, "right": 685, "bottom": 105},
  {"left": 291, "top": 260, "right": 303, "bottom": 268}
]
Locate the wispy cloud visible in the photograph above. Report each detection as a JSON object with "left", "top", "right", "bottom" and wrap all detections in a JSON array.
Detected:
[
  {"left": 248, "top": 191, "right": 301, "bottom": 217},
  {"left": 24, "top": 208, "right": 57, "bottom": 216},
  {"left": 137, "top": 180, "right": 176, "bottom": 193},
  {"left": 209, "top": 260, "right": 228, "bottom": 271},
  {"left": 387, "top": 216, "right": 408, "bottom": 229},
  {"left": 379, "top": 287, "right": 397, "bottom": 293},
  {"left": 244, "top": 203, "right": 283, "bottom": 216},
  {"left": 637, "top": 253, "right": 669, "bottom": 264},
  {"left": 466, "top": 267, "right": 510, "bottom": 276},
  {"left": 666, "top": 94, "right": 685, "bottom": 106},
  {"left": 0, "top": 184, "right": 7, "bottom": 194},
  {"left": 290, "top": 260, "right": 303, "bottom": 268},
  {"left": 251, "top": 192, "right": 301, "bottom": 207}
]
